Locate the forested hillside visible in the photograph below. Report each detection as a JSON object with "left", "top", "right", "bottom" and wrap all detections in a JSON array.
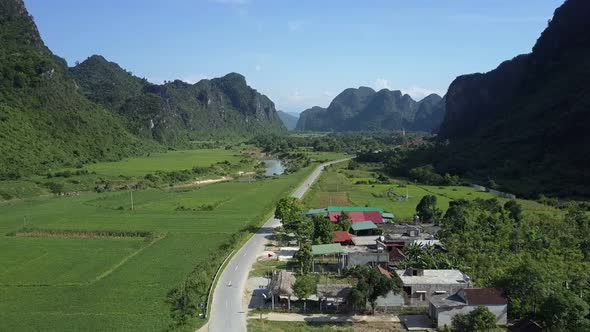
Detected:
[
  {"left": 296, "top": 86, "right": 445, "bottom": 132},
  {"left": 0, "top": 0, "right": 286, "bottom": 178},
  {"left": 434, "top": 0, "right": 590, "bottom": 197},
  {"left": 71, "top": 58, "right": 285, "bottom": 145},
  {"left": 0, "top": 0, "right": 150, "bottom": 179}
]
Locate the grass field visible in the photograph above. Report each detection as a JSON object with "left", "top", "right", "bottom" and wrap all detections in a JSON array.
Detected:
[
  {"left": 82, "top": 149, "right": 244, "bottom": 176},
  {"left": 247, "top": 320, "right": 405, "bottom": 332},
  {"left": 0, "top": 159, "right": 317, "bottom": 331},
  {"left": 303, "top": 163, "right": 564, "bottom": 221}
]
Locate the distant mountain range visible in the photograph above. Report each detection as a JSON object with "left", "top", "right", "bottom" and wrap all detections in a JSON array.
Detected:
[
  {"left": 0, "top": 0, "right": 284, "bottom": 177},
  {"left": 277, "top": 111, "right": 299, "bottom": 130},
  {"left": 295, "top": 87, "right": 445, "bottom": 132},
  {"left": 70, "top": 55, "right": 285, "bottom": 145},
  {"left": 435, "top": 0, "right": 590, "bottom": 197}
]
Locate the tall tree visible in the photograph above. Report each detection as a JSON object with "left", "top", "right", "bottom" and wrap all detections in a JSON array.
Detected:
[
  {"left": 336, "top": 212, "right": 352, "bottom": 232},
  {"left": 416, "top": 194, "right": 441, "bottom": 222},
  {"left": 312, "top": 215, "right": 335, "bottom": 244},
  {"left": 294, "top": 241, "right": 313, "bottom": 274},
  {"left": 293, "top": 274, "right": 318, "bottom": 312}
]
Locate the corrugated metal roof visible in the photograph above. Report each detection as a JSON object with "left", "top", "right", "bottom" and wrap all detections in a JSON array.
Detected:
[
  {"left": 329, "top": 211, "right": 383, "bottom": 224},
  {"left": 381, "top": 212, "right": 395, "bottom": 219},
  {"left": 305, "top": 208, "right": 328, "bottom": 215},
  {"left": 333, "top": 231, "right": 352, "bottom": 243},
  {"left": 463, "top": 288, "right": 507, "bottom": 305},
  {"left": 312, "top": 243, "right": 344, "bottom": 255},
  {"left": 326, "top": 206, "right": 384, "bottom": 213},
  {"left": 351, "top": 221, "right": 377, "bottom": 231}
]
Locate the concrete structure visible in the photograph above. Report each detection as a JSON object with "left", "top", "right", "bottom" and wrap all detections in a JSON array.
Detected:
[
  {"left": 277, "top": 247, "right": 299, "bottom": 261},
  {"left": 395, "top": 268, "right": 472, "bottom": 306},
  {"left": 351, "top": 235, "right": 380, "bottom": 246},
  {"left": 343, "top": 245, "right": 389, "bottom": 269},
  {"left": 429, "top": 288, "right": 508, "bottom": 329},
  {"left": 374, "top": 266, "right": 404, "bottom": 310}
]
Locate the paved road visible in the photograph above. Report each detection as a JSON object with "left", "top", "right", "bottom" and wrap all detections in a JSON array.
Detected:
[{"left": 207, "top": 158, "right": 350, "bottom": 332}]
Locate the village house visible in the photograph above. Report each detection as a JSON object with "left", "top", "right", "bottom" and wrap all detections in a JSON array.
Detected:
[
  {"left": 395, "top": 268, "right": 472, "bottom": 306},
  {"left": 429, "top": 288, "right": 508, "bottom": 329},
  {"left": 268, "top": 270, "right": 296, "bottom": 310},
  {"left": 316, "top": 284, "right": 352, "bottom": 312}
]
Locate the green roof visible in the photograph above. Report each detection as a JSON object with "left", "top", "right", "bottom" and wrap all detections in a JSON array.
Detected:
[
  {"left": 326, "top": 206, "right": 384, "bottom": 213},
  {"left": 351, "top": 221, "right": 377, "bottom": 231},
  {"left": 312, "top": 243, "right": 344, "bottom": 255},
  {"left": 381, "top": 213, "right": 395, "bottom": 219},
  {"left": 305, "top": 208, "right": 328, "bottom": 215}
]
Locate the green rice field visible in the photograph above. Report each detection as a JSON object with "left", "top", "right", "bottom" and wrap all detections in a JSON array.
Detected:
[
  {"left": 83, "top": 148, "right": 244, "bottom": 176},
  {"left": 0, "top": 160, "right": 316, "bottom": 331},
  {"left": 304, "top": 163, "right": 563, "bottom": 221}
]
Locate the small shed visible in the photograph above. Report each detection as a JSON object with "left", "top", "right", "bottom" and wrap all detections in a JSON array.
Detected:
[
  {"left": 312, "top": 244, "right": 345, "bottom": 273},
  {"left": 269, "top": 270, "right": 296, "bottom": 311},
  {"left": 317, "top": 284, "right": 352, "bottom": 312}
]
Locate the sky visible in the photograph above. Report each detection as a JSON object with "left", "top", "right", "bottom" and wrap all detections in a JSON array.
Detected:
[{"left": 25, "top": 0, "right": 563, "bottom": 113}]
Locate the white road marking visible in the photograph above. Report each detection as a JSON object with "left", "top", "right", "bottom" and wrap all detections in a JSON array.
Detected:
[{"left": 234, "top": 265, "right": 239, "bottom": 271}]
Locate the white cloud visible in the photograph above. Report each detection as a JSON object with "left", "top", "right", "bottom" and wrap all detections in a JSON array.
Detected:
[
  {"left": 322, "top": 90, "right": 334, "bottom": 97},
  {"left": 255, "top": 64, "right": 262, "bottom": 72},
  {"left": 373, "top": 78, "right": 391, "bottom": 91},
  {"left": 288, "top": 90, "right": 304, "bottom": 101},
  {"left": 288, "top": 20, "right": 305, "bottom": 32},
  {"left": 403, "top": 86, "right": 441, "bottom": 100}
]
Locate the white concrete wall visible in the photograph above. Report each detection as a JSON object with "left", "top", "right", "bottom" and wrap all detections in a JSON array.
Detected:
[
  {"left": 375, "top": 290, "right": 404, "bottom": 308},
  {"left": 435, "top": 304, "right": 508, "bottom": 329}
]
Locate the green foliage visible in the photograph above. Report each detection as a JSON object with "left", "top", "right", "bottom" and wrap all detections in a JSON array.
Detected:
[
  {"left": 294, "top": 242, "right": 313, "bottom": 274},
  {"left": 346, "top": 265, "right": 400, "bottom": 313},
  {"left": 46, "top": 182, "right": 64, "bottom": 194},
  {"left": 438, "top": 198, "right": 590, "bottom": 328},
  {"left": 538, "top": 290, "right": 590, "bottom": 331},
  {"left": 451, "top": 306, "right": 497, "bottom": 332},
  {"left": 293, "top": 273, "right": 318, "bottom": 312},
  {"left": 336, "top": 212, "right": 352, "bottom": 232},
  {"left": 415, "top": 194, "right": 441, "bottom": 222},
  {"left": 400, "top": 243, "right": 459, "bottom": 270},
  {"left": 0, "top": 2, "right": 156, "bottom": 177},
  {"left": 311, "top": 215, "right": 335, "bottom": 244}
]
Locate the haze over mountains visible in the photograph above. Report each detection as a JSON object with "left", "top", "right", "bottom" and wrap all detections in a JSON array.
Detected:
[
  {"left": 296, "top": 87, "right": 446, "bottom": 133},
  {"left": 276, "top": 111, "right": 299, "bottom": 130}
]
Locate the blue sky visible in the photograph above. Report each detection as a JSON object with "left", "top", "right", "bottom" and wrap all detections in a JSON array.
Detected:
[{"left": 25, "top": 0, "right": 563, "bottom": 113}]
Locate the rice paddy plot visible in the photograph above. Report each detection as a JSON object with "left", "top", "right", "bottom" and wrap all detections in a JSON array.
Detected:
[
  {"left": 0, "top": 162, "right": 315, "bottom": 331},
  {"left": 82, "top": 149, "right": 244, "bottom": 176}
]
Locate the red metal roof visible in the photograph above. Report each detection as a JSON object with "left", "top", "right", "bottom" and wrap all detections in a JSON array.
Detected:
[
  {"left": 463, "top": 288, "right": 507, "bottom": 305},
  {"left": 328, "top": 211, "right": 383, "bottom": 224},
  {"left": 376, "top": 265, "right": 392, "bottom": 279},
  {"left": 333, "top": 231, "right": 352, "bottom": 243}
]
